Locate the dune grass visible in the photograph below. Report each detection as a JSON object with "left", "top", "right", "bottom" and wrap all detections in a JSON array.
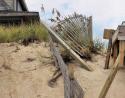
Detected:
[{"left": 0, "top": 23, "right": 48, "bottom": 43}]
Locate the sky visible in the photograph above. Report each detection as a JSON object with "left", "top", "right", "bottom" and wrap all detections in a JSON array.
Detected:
[{"left": 25, "top": 0, "right": 125, "bottom": 39}]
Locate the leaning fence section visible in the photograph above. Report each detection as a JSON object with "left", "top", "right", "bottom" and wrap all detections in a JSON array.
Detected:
[
  {"left": 41, "top": 13, "right": 94, "bottom": 98},
  {"left": 52, "top": 14, "right": 93, "bottom": 59}
]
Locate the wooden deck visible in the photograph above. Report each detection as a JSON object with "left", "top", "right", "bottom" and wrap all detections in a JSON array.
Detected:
[{"left": 0, "top": 11, "right": 40, "bottom": 24}]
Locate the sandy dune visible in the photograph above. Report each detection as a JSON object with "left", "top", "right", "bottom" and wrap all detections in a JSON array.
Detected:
[{"left": 0, "top": 42, "right": 124, "bottom": 98}]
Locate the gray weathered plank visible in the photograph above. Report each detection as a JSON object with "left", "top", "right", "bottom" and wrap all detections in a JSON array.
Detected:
[{"left": 49, "top": 35, "right": 84, "bottom": 98}]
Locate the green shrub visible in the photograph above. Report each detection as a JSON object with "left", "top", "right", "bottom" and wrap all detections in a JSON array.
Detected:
[{"left": 92, "top": 38, "right": 104, "bottom": 53}]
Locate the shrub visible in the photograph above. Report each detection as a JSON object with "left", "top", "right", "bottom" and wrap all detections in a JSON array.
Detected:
[{"left": 92, "top": 38, "right": 105, "bottom": 53}]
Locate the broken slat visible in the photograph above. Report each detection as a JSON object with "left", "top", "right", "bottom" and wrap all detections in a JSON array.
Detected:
[
  {"left": 49, "top": 35, "right": 84, "bottom": 98},
  {"left": 48, "top": 71, "right": 62, "bottom": 87},
  {"left": 42, "top": 21, "right": 94, "bottom": 71},
  {"left": 99, "top": 54, "right": 120, "bottom": 98},
  {"left": 70, "top": 79, "right": 84, "bottom": 98},
  {"left": 53, "top": 15, "right": 92, "bottom": 59},
  {"left": 49, "top": 35, "right": 71, "bottom": 98}
]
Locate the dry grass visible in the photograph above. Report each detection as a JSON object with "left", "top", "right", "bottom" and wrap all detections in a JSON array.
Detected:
[{"left": 0, "top": 23, "right": 48, "bottom": 43}]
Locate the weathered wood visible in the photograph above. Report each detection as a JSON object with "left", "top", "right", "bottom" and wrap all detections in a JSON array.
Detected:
[
  {"left": 42, "top": 21, "right": 94, "bottom": 71},
  {"left": 112, "top": 30, "right": 119, "bottom": 45},
  {"left": 119, "top": 41, "right": 125, "bottom": 66},
  {"left": 118, "top": 36, "right": 125, "bottom": 40},
  {"left": 53, "top": 14, "right": 93, "bottom": 60},
  {"left": 48, "top": 71, "right": 62, "bottom": 87},
  {"left": 103, "top": 29, "right": 115, "bottom": 39},
  {"left": 56, "top": 27, "right": 90, "bottom": 58},
  {"left": 70, "top": 79, "right": 84, "bottom": 98},
  {"left": 112, "top": 41, "right": 119, "bottom": 64},
  {"left": 0, "top": 11, "right": 40, "bottom": 25},
  {"left": 68, "top": 64, "right": 75, "bottom": 80},
  {"left": 99, "top": 54, "right": 120, "bottom": 98},
  {"left": 118, "top": 25, "right": 125, "bottom": 35},
  {"left": 104, "top": 38, "right": 112, "bottom": 69},
  {"left": 49, "top": 35, "right": 71, "bottom": 98},
  {"left": 0, "top": 0, "right": 28, "bottom": 11},
  {"left": 0, "top": 0, "right": 11, "bottom": 10},
  {"left": 88, "top": 16, "right": 93, "bottom": 42},
  {"left": 112, "top": 25, "right": 125, "bottom": 44},
  {"left": 0, "top": 11, "right": 39, "bottom": 16},
  {"left": 49, "top": 35, "right": 84, "bottom": 98}
]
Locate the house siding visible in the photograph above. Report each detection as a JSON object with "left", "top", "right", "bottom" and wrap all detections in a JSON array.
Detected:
[
  {"left": 0, "top": 0, "right": 11, "bottom": 10},
  {"left": 0, "top": 0, "right": 27, "bottom": 11},
  {"left": 4, "top": 0, "right": 14, "bottom": 9}
]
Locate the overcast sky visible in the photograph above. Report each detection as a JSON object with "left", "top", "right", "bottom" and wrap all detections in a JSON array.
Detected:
[{"left": 25, "top": 0, "right": 125, "bottom": 39}]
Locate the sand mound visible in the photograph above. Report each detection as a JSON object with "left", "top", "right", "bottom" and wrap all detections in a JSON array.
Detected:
[{"left": 0, "top": 42, "right": 124, "bottom": 98}]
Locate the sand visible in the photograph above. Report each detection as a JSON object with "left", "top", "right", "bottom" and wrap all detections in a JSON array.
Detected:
[{"left": 0, "top": 42, "right": 124, "bottom": 98}]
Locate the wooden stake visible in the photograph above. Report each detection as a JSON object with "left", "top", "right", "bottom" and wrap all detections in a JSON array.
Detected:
[
  {"left": 112, "top": 41, "right": 118, "bottom": 64},
  {"left": 99, "top": 54, "right": 120, "bottom": 98},
  {"left": 105, "top": 38, "right": 112, "bottom": 69},
  {"left": 119, "top": 41, "right": 125, "bottom": 66}
]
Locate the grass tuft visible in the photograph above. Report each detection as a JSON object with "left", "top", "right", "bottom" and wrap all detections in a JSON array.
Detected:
[{"left": 0, "top": 23, "right": 48, "bottom": 43}]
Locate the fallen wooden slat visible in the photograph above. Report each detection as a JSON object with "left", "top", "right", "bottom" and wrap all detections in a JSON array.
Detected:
[
  {"left": 48, "top": 71, "right": 62, "bottom": 87},
  {"left": 70, "top": 79, "right": 84, "bottom": 98},
  {"left": 49, "top": 35, "right": 84, "bottom": 98},
  {"left": 99, "top": 54, "right": 120, "bottom": 98},
  {"left": 41, "top": 21, "right": 94, "bottom": 71},
  {"left": 49, "top": 35, "right": 71, "bottom": 98}
]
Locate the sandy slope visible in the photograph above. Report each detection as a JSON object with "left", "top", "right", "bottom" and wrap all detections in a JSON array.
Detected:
[
  {"left": 0, "top": 43, "right": 64, "bottom": 98},
  {"left": 0, "top": 42, "right": 124, "bottom": 98},
  {"left": 106, "top": 67, "right": 125, "bottom": 98}
]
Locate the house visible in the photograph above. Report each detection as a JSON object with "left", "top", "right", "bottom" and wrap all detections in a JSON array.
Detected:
[
  {"left": 0, "top": 0, "right": 28, "bottom": 11},
  {"left": 0, "top": 0, "right": 40, "bottom": 25}
]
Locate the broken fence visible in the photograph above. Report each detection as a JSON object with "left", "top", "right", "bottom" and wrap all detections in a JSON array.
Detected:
[{"left": 49, "top": 35, "right": 84, "bottom": 98}]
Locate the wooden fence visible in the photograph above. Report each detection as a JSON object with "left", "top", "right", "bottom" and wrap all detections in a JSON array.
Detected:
[
  {"left": 49, "top": 35, "right": 84, "bottom": 98},
  {"left": 52, "top": 14, "right": 93, "bottom": 59}
]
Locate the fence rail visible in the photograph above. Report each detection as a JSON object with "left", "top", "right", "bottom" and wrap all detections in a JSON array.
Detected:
[{"left": 49, "top": 35, "right": 84, "bottom": 98}]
